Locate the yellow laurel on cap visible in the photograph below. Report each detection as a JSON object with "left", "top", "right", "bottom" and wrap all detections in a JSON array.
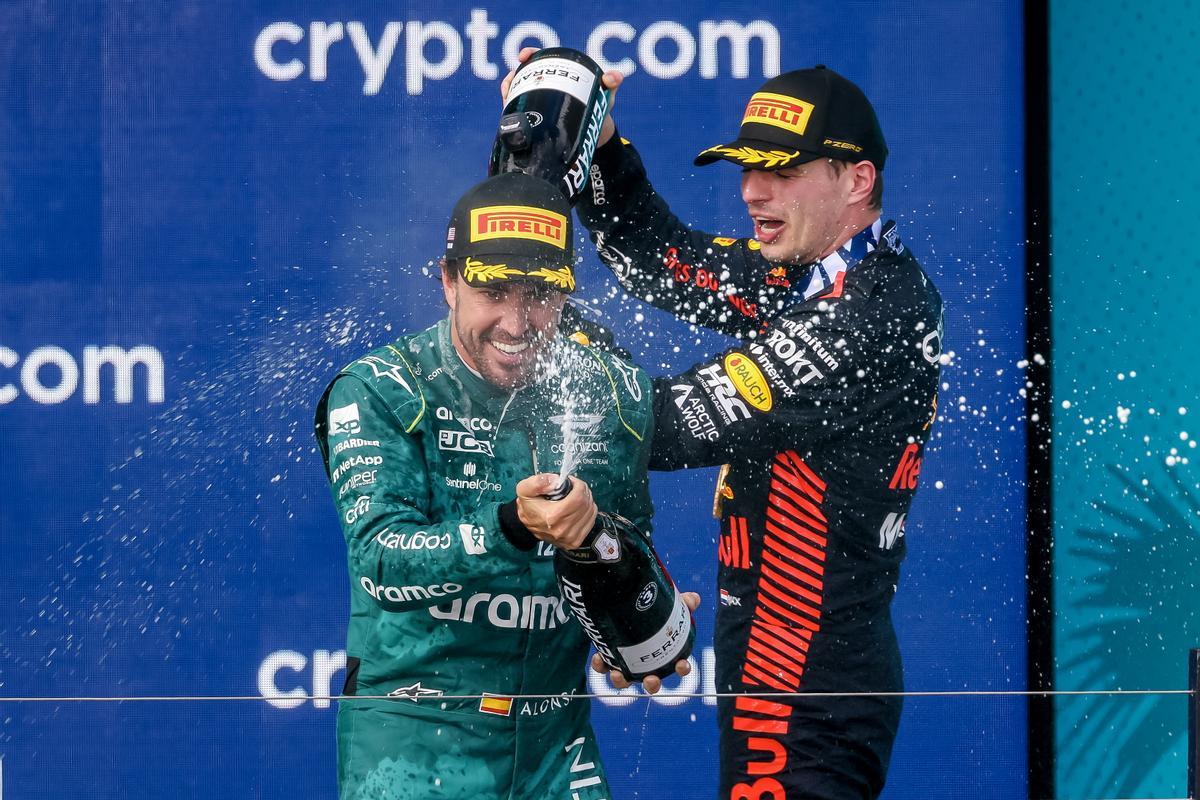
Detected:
[
  {"left": 700, "top": 145, "right": 800, "bottom": 169},
  {"left": 569, "top": 331, "right": 591, "bottom": 346},
  {"left": 527, "top": 266, "right": 575, "bottom": 291},
  {"left": 463, "top": 258, "right": 524, "bottom": 284},
  {"left": 712, "top": 237, "right": 739, "bottom": 247}
]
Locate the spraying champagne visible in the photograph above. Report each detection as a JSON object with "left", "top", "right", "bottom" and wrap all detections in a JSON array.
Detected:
[{"left": 545, "top": 478, "right": 695, "bottom": 681}]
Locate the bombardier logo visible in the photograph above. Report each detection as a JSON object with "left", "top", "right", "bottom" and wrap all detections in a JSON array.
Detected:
[
  {"left": 470, "top": 205, "right": 567, "bottom": 250},
  {"left": 332, "top": 436, "right": 380, "bottom": 456},
  {"left": 742, "top": 91, "right": 815, "bottom": 136}
]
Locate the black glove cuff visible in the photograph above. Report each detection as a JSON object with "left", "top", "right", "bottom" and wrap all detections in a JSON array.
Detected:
[{"left": 499, "top": 500, "right": 538, "bottom": 551}]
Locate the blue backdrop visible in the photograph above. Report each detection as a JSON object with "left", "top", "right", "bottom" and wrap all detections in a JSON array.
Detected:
[{"left": 0, "top": 3, "right": 1028, "bottom": 798}]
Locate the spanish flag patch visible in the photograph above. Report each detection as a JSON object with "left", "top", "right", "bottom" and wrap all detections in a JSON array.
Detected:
[{"left": 479, "top": 694, "right": 513, "bottom": 717}]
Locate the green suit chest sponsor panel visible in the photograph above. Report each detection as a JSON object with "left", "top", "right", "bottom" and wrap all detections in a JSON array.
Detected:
[{"left": 316, "top": 318, "right": 655, "bottom": 714}]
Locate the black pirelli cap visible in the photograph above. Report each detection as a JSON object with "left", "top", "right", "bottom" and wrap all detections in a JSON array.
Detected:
[
  {"left": 443, "top": 173, "right": 576, "bottom": 293},
  {"left": 694, "top": 65, "right": 887, "bottom": 172}
]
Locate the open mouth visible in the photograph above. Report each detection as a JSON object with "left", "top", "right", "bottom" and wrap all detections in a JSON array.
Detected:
[
  {"left": 753, "top": 216, "right": 785, "bottom": 244},
  {"left": 490, "top": 340, "right": 531, "bottom": 356}
]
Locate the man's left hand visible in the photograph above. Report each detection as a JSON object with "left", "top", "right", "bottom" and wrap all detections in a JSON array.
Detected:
[{"left": 590, "top": 591, "right": 702, "bottom": 693}]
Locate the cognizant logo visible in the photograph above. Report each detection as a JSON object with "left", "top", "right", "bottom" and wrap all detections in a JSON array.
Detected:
[
  {"left": 254, "top": 13, "right": 781, "bottom": 95},
  {"left": 0, "top": 345, "right": 165, "bottom": 405}
]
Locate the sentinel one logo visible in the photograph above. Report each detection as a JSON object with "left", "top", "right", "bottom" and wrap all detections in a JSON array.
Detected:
[
  {"left": 0, "top": 345, "right": 165, "bottom": 405},
  {"left": 254, "top": 14, "right": 781, "bottom": 95}
]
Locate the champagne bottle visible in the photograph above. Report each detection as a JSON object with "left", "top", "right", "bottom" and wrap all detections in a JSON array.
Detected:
[
  {"left": 489, "top": 47, "right": 611, "bottom": 204},
  {"left": 550, "top": 482, "right": 695, "bottom": 681}
]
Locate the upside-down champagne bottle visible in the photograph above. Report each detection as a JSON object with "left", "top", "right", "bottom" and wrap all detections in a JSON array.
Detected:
[
  {"left": 488, "top": 47, "right": 611, "bottom": 204},
  {"left": 546, "top": 479, "right": 695, "bottom": 681}
]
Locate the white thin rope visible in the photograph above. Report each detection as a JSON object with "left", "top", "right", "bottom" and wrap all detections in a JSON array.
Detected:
[{"left": 0, "top": 689, "right": 1194, "bottom": 702}]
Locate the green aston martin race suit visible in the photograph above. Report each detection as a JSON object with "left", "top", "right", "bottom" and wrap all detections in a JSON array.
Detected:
[{"left": 315, "top": 317, "right": 654, "bottom": 800}]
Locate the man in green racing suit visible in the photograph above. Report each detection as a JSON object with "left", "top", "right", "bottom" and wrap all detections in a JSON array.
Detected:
[{"left": 315, "top": 173, "right": 666, "bottom": 799}]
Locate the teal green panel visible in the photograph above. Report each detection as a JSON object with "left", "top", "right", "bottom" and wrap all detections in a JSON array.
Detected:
[{"left": 1051, "top": 2, "right": 1200, "bottom": 798}]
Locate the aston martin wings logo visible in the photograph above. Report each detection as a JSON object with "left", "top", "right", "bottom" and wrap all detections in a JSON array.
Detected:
[{"left": 388, "top": 682, "right": 444, "bottom": 702}]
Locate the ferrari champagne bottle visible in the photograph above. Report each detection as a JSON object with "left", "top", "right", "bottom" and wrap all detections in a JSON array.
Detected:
[
  {"left": 554, "top": 504, "right": 695, "bottom": 681},
  {"left": 489, "top": 47, "right": 610, "bottom": 204}
]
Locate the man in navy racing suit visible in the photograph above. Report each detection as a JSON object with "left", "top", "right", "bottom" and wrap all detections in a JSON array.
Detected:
[{"left": 507, "top": 56, "right": 944, "bottom": 799}]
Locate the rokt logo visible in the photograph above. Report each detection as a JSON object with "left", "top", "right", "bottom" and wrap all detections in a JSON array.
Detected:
[{"left": 0, "top": 345, "right": 165, "bottom": 405}]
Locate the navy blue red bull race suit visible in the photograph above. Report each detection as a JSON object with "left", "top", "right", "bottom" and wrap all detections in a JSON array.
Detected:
[{"left": 577, "top": 136, "right": 944, "bottom": 799}]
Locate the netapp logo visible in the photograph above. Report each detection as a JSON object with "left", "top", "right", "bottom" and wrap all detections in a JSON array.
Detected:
[
  {"left": 0, "top": 345, "right": 165, "bottom": 405},
  {"left": 254, "top": 14, "right": 781, "bottom": 95}
]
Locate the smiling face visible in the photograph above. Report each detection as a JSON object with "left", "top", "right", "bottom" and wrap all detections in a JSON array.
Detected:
[
  {"left": 741, "top": 158, "right": 873, "bottom": 265},
  {"left": 441, "top": 266, "right": 566, "bottom": 390}
]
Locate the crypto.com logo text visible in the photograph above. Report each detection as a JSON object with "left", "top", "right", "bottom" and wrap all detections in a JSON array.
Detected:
[
  {"left": 0, "top": 345, "right": 165, "bottom": 405},
  {"left": 255, "top": 12, "right": 781, "bottom": 95}
]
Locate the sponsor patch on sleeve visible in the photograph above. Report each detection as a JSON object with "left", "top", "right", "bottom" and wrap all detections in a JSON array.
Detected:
[{"left": 723, "top": 352, "right": 773, "bottom": 412}]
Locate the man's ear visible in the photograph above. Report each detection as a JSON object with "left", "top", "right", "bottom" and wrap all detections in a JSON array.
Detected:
[{"left": 848, "top": 161, "right": 877, "bottom": 206}]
